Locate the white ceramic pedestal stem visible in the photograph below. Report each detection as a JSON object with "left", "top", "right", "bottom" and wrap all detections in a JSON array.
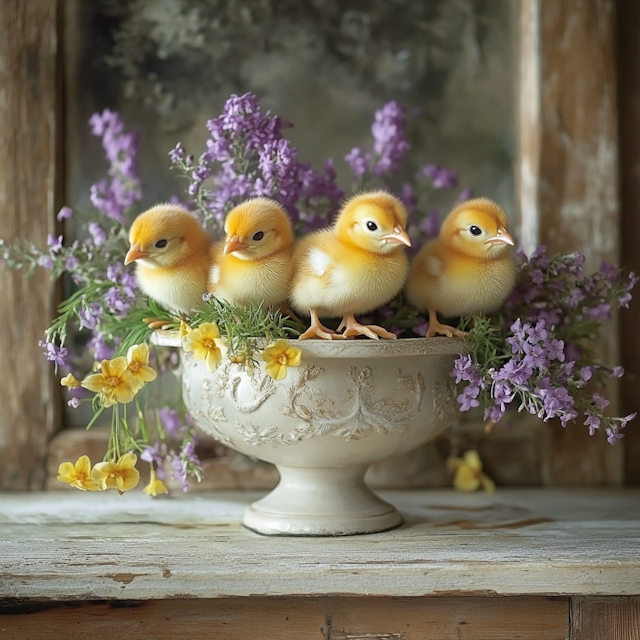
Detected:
[{"left": 243, "top": 465, "right": 402, "bottom": 536}]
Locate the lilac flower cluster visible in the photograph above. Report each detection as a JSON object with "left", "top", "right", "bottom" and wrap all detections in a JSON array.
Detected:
[
  {"left": 345, "top": 101, "right": 410, "bottom": 179},
  {"left": 456, "top": 246, "right": 637, "bottom": 443},
  {"left": 170, "top": 92, "right": 343, "bottom": 234},
  {"left": 140, "top": 408, "right": 202, "bottom": 493},
  {"left": 88, "top": 110, "right": 142, "bottom": 223}
]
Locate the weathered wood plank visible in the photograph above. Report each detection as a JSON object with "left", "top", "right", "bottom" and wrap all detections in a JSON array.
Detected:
[
  {"left": 518, "top": 0, "right": 623, "bottom": 485},
  {"left": 1, "top": 489, "right": 638, "bottom": 600},
  {"left": 616, "top": 0, "right": 640, "bottom": 485},
  {"left": 0, "top": 596, "right": 569, "bottom": 640},
  {"left": 0, "top": 0, "right": 62, "bottom": 489},
  {"left": 571, "top": 597, "right": 640, "bottom": 640}
]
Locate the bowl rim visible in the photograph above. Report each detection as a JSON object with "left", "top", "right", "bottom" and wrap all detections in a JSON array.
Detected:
[{"left": 151, "top": 330, "right": 464, "bottom": 359}]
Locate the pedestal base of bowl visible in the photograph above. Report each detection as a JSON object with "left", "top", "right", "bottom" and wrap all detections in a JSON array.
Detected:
[{"left": 242, "top": 465, "right": 402, "bottom": 536}]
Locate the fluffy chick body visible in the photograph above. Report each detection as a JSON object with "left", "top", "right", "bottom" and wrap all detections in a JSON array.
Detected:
[
  {"left": 208, "top": 198, "right": 294, "bottom": 308},
  {"left": 406, "top": 197, "right": 516, "bottom": 336},
  {"left": 291, "top": 230, "right": 408, "bottom": 317},
  {"left": 126, "top": 205, "right": 212, "bottom": 315},
  {"left": 290, "top": 191, "right": 411, "bottom": 339}
]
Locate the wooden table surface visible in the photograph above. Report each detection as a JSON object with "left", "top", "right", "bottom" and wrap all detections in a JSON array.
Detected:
[{"left": 1, "top": 488, "right": 639, "bottom": 639}]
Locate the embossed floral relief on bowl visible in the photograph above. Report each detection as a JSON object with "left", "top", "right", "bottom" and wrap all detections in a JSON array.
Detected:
[{"left": 154, "top": 334, "right": 462, "bottom": 536}]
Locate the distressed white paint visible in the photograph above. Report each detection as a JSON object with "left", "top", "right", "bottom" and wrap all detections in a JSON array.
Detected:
[
  {"left": 518, "top": 0, "right": 541, "bottom": 255},
  {"left": 1, "top": 489, "right": 639, "bottom": 600}
]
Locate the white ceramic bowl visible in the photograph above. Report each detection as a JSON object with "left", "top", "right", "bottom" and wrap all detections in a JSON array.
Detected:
[{"left": 155, "top": 333, "right": 462, "bottom": 536}]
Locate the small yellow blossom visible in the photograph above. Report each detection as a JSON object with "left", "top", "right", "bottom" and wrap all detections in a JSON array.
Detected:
[
  {"left": 126, "top": 343, "right": 157, "bottom": 390},
  {"left": 262, "top": 340, "right": 302, "bottom": 381},
  {"left": 91, "top": 452, "right": 140, "bottom": 493},
  {"left": 143, "top": 468, "right": 169, "bottom": 497},
  {"left": 182, "top": 322, "right": 228, "bottom": 372},
  {"left": 179, "top": 320, "right": 192, "bottom": 338},
  {"left": 57, "top": 455, "right": 98, "bottom": 491},
  {"left": 81, "top": 357, "right": 137, "bottom": 407},
  {"left": 60, "top": 373, "right": 81, "bottom": 389},
  {"left": 447, "top": 450, "right": 495, "bottom": 493}
]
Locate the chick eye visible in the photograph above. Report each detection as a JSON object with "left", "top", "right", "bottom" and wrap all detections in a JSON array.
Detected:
[
  {"left": 252, "top": 231, "right": 264, "bottom": 241},
  {"left": 155, "top": 239, "right": 168, "bottom": 248},
  {"left": 366, "top": 221, "right": 378, "bottom": 231},
  {"left": 469, "top": 226, "right": 482, "bottom": 237}
]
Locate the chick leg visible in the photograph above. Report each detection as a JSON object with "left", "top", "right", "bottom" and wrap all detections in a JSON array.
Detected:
[
  {"left": 426, "top": 309, "right": 467, "bottom": 338},
  {"left": 298, "top": 309, "right": 344, "bottom": 340},
  {"left": 338, "top": 312, "right": 397, "bottom": 340},
  {"left": 278, "top": 302, "right": 302, "bottom": 324}
]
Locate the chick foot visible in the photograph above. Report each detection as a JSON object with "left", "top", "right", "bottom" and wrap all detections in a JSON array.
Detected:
[
  {"left": 338, "top": 312, "right": 397, "bottom": 340},
  {"left": 298, "top": 309, "right": 343, "bottom": 340},
  {"left": 426, "top": 310, "right": 467, "bottom": 338}
]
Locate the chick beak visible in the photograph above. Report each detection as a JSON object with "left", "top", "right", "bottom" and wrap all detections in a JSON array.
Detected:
[
  {"left": 486, "top": 227, "right": 514, "bottom": 247},
  {"left": 223, "top": 234, "right": 250, "bottom": 256},
  {"left": 380, "top": 226, "right": 412, "bottom": 247},
  {"left": 124, "top": 243, "right": 150, "bottom": 265}
]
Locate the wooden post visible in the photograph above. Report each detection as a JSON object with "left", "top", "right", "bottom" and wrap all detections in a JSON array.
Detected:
[
  {"left": 518, "top": 0, "right": 623, "bottom": 484},
  {"left": 616, "top": 0, "right": 640, "bottom": 485},
  {"left": 0, "top": 0, "right": 62, "bottom": 489}
]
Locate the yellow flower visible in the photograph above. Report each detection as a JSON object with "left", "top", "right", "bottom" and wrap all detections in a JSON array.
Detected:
[
  {"left": 179, "top": 319, "right": 192, "bottom": 338},
  {"left": 126, "top": 343, "right": 157, "bottom": 390},
  {"left": 182, "top": 322, "right": 228, "bottom": 372},
  {"left": 91, "top": 452, "right": 140, "bottom": 493},
  {"left": 262, "top": 340, "right": 302, "bottom": 381},
  {"left": 57, "top": 455, "right": 98, "bottom": 491},
  {"left": 447, "top": 450, "right": 495, "bottom": 493},
  {"left": 143, "top": 468, "right": 169, "bottom": 497},
  {"left": 81, "top": 357, "right": 137, "bottom": 407},
  {"left": 60, "top": 373, "right": 81, "bottom": 389}
]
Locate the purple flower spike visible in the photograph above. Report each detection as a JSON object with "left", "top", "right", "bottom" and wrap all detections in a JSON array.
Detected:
[
  {"left": 39, "top": 340, "right": 67, "bottom": 366},
  {"left": 57, "top": 206, "right": 73, "bottom": 220}
]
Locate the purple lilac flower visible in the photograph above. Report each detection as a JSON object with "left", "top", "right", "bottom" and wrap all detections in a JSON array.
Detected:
[
  {"left": 526, "top": 319, "right": 549, "bottom": 343},
  {"left": 592, "top": 393, "right": 610, "bottom": 411},
  {"left": 585, "top": 303, "right": 611, "bottom": 320},
  {"left": 57, "top": 206, "right": 73, "bottom": 220},
  {"left": 580, "top": 366, "right": 593, "bottom": 383},
  {"left": 159, "top": 407, "right": 182, "bottom": 439},
  {"left": 421, "top": 164, "right": 458, "bottom": 189},
  {"left": 457, "top": 385, "right": 480, "bottom": 412},
  {"left": 611, "top": 366, "right": 624, "bottom": 378},
  {"left": 88, "top": 110, "right": 141, "bottom": 222},
  {"left": 39, "top": 340, "right": 67, "bottom": 366},
  {"left": 169, "top": 142, "right": 185, "bottom": 162},
  {"left": 420, "top": 209, "right": 441, "bottom": 239},
  {"left": 370, "top": 101, "right": 410, "bottom": 176},
  {"left": 399, "top": 183, "right": 417, "bottom": 212},
  {"left": 413, "top": 317, "right": 428, "bottom": 337},
  {"left": 105, "top": 287, "right": 131, "bottom": 316},
  {"left": 88, "top": 331, "right": 114, "bottom": 360},
  {"left": 458, "top": 188, "right": 473, "bottom": 201},
  {"left": 545, "top": 339, "right": 565, "bottom": 361},
  {"left": 47, "top": 234, "right": 63, "bottom": 253},
  {"left": 345, "top": 147, "right": 370, "bottom": 178},
  {"left": 65, "top": 256, "right": 79, "bottom": 271},
  {"left": 79, "top": 303, "right": 101, "bottom": 331},
  {"left": 606, "top": 413, "right": 636, "bottom": 444},
  {"left": 37, "top": 255, "right": 53, "bottom": 269},
  {"left": 67, "top": 397, "right": 80, "bottom": 409},
  {"left": 171, "top": 456, "right": 189, "bottom": 493},
  {"left": 88, "top": 222, "right": 107, "bottom": 246}
]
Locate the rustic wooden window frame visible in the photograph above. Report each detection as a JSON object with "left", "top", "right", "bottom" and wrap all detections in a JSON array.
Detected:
[{"left": 1, "top": 0, "right": 637, "bottom": 491}]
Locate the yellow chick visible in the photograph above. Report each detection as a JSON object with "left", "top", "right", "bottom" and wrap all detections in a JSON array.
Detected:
[
  {"left": 208, "top": 198, "right": 294, "bottom": 309},
  {"left": 290, "top": 191, "right": 411, "bottom": 340},
  {"left": 406, "top": 197, "right": 516, "bottom": 337},
  {"left": 125, "top": 204, "right": 212, "bottom": 315}
]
